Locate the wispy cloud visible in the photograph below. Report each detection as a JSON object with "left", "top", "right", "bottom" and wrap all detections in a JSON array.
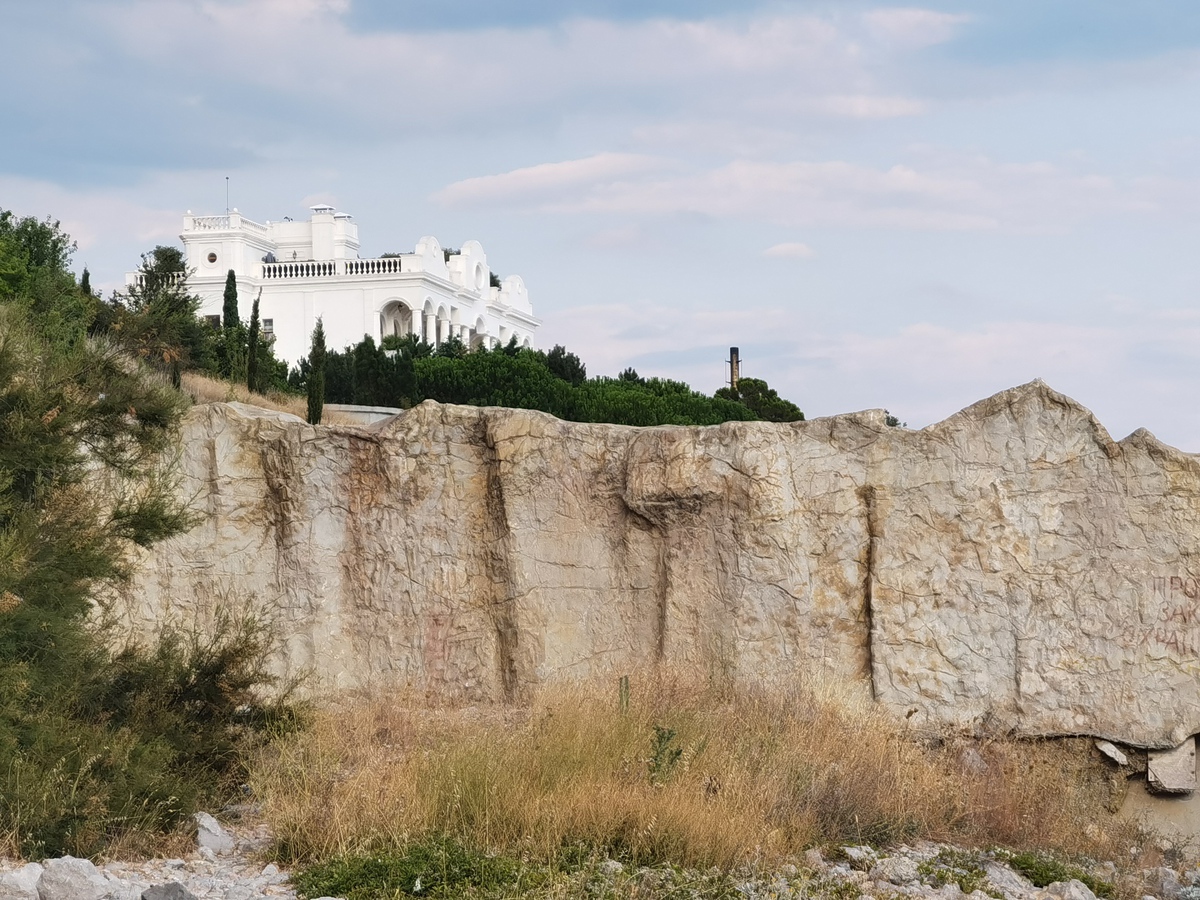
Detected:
[
  {"left": 437, "top": 153, "right": 1185, "bottom": 231},
  {"left": 861, "top": 8, "right": 972, "bottom": 48},
  {"left": 434, "top": 154, "right": 671, "bottom": 208},
  {"left": 763, "top": 242, "right": 815, "bottom": 259}
]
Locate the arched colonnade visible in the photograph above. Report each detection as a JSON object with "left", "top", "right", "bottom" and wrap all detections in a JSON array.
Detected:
[{"left": 379, "top": 299, "right": 523, "bottom": 350}]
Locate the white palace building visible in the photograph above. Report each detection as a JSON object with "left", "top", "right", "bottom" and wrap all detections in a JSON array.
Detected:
[{"left": 148, "top": 204, "right": 540, "bottom": 365}]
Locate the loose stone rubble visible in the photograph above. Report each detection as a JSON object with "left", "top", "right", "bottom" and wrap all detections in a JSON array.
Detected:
[
  {"left": 0, "top": 816, "right": 302, "bottom": 900},
  {"left": 5, "top": 817, "right": 1200, "bottom": 900}
]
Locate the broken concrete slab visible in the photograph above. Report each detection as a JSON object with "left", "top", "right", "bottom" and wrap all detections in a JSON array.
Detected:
[{"left": 1149, "top": 738, "right": 1196, "bottom": 794}]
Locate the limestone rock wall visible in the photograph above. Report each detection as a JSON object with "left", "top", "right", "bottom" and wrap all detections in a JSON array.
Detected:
[{"left": 114, "top": 381, "right": 1200, "bottom": 748}]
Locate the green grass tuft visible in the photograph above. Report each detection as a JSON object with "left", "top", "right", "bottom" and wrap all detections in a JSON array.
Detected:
[
  {"left": 1004, "top": 850, "right": 1113, "bottom": 898},
  {"left": 292, "top": 836, "right": 529, "bottom": 900}
]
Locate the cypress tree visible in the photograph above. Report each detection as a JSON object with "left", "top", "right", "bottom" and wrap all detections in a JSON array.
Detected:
[
  {"left": 79, "top": 266, "right": 92, "bottom": 297},
  {"left": 246, "top": 290, "right": 261, "bottom": 392},
  {"left": 222, "top": 270, "right": 238, "bottom": 330},
  {"left": 307, "top": 318, "right": 326, "bottom": 425}
]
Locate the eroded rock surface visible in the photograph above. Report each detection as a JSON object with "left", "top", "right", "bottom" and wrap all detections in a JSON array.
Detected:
[{"left": 112, "top": 380, "right": 1200, "bottom": 747}]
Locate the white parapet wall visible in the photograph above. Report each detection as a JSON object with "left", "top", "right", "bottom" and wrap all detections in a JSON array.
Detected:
[{"left": 323, "top": 403, "right": 404, "bottom": 426}]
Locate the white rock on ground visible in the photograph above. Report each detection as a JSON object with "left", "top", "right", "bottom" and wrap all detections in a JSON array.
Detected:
[
  {"left": 192, "top": 813, "right": 235, "bottom": 855},
  {"left": 870, "top": 856, "right": 921, "bottom": 884},
  {"left": 37, "top": 856, "right": 109, "bottom": 900},
  {"left": 1034, "top": 880, "right": 1098, "bottom": 900},
  {"left": 141, "top": 885, "right": 200, "bottom": 900},
  {"left": 985, "top": 861, "right": 1036, "bottom": 900},
  {"left": 0, "top": 862, "right": 42, "bottom": 900}
]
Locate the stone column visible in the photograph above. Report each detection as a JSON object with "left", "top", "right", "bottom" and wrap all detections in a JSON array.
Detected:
[{"left": 423, "top": 312, "right": 435, "bottom": 345}]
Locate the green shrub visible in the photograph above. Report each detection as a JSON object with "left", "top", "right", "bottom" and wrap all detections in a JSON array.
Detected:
[
  {"left": 917, "top": 848, "right": 996, "bottom": 896},
  {"left": 0, "top": 608, "right": 294, "bottom": 858},
  {"left": 648, "top": 725, "right": 683, "bottom": 784},
  {"left": 1005, "top": 850, "right": 1113, "bottom": 898},
  {"left": 293, "top": 836, "right": 526, "bottom": 900}
]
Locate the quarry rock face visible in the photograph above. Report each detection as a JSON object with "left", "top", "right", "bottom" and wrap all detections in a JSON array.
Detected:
[{"left": 113, "top": 381, "right": 1200, "bottom": 749}]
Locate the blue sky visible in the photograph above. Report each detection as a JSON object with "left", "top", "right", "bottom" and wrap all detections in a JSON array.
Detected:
[{"left": 3, "top": 0, "right": 1200, "bottom": 445}]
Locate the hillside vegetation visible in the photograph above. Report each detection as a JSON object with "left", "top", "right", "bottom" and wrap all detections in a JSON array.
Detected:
[
  {"left": 298, "top": 334, "right": 803, "bottom": 427},
  {"left": 0, "top": 210, "right": 288, "bottom": 858}
]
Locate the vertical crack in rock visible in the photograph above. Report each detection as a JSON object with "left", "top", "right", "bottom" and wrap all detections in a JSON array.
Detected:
[
  {"left": 620, "top": 503, "right": 669, "bottom": 662},
  {"left": 339, "top": 432, "right": 392, "bottom": 674},
  {"left": 257, "top": 429, "right": 307, "bottom": 681},
  {"left": 654, "top": 530, "right": 668, "bottom": 661},
  {"left": 205, "top": 417, "right": 220, "bottom": 521},
  {"left": 1012, "top": 624, "right": 1023, "bottom": 710},
  {"left": 482, "top": 422, "right": 521, "bottom": 702},
  {"left": 613, "top": 488, "right": 666, "bottom": 665},
  {"left": 259, "top": 434, "right": 297, "bottom": 562},
  {"left": 859, "top": 484, "right": 880, "bottom": 701}
]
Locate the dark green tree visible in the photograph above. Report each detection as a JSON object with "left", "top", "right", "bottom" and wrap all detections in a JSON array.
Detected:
[
  {"left": 350, "top": 335, "right": 385, "bottom": 402},
  {"left": 307, "top": 318, "right": 326, "bottom": 425},
  {"left": 0, "top": 235, "right": 22, "bottom": 299},
  {"left": 0, "top": 209, "right": 90, "bottom": 345},
  {"left": 382, "top": 332, "right": 433, "bottom": 359},
  {"left": 221, "top": 269, "right": 238, "bottom": 330},
  {"left": 113, "top": 246, "right": 211, "bottom": 387},
  {"left": 434, "top": 333, "right": 468, "bottom": 359},
  {"left": 0, "top": 210, "right": 75, "bottom": 275},
  {"left": 79, "top": 267, "right": 92, "bottom": 298},
  {"left": 546, "top": 344, "right": 586, "bottom": 386},
  {"left": 247, "top": 290, "right": 261, "bottom": 392},
  {"left": 715, "top": 377, "right": 804, "bottom": 422},
  {"left": 306, "top": 336, "right": 758, "bottom": 426}
]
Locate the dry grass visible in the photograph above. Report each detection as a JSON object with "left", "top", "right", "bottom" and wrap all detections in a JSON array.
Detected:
[
  {"left": 252, "top": 670, "right": 1142, "bottom": 870},
  {"left": 180, "top": 371, "right": 362, "bottom": 425}
]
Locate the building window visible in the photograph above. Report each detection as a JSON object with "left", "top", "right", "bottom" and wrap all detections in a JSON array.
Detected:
[
  {"left": 207, "top": 252, "right": 218, "bottom": 263},
  {"left": 262, "top": 318, "right": 274, "bottom": 334},
  {"left": 204, "top": 315, "right": 221, "bottom": 328}
]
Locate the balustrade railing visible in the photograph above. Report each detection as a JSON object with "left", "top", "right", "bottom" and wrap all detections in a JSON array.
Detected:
[
  {"left": 260, "top": 257, "right": 409, "bottom": 279},
  {"left": 346, "top": 257, "right": 404, "bottom": 275},
  {"left": 129, "top": 272, "right": 186, "bottom": 289},
  {"left": 186, "top": 215, "right": 268, "bottom": 233},
  {"left": 262, "top": 261, "right": 338, "bottom": 279}
]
